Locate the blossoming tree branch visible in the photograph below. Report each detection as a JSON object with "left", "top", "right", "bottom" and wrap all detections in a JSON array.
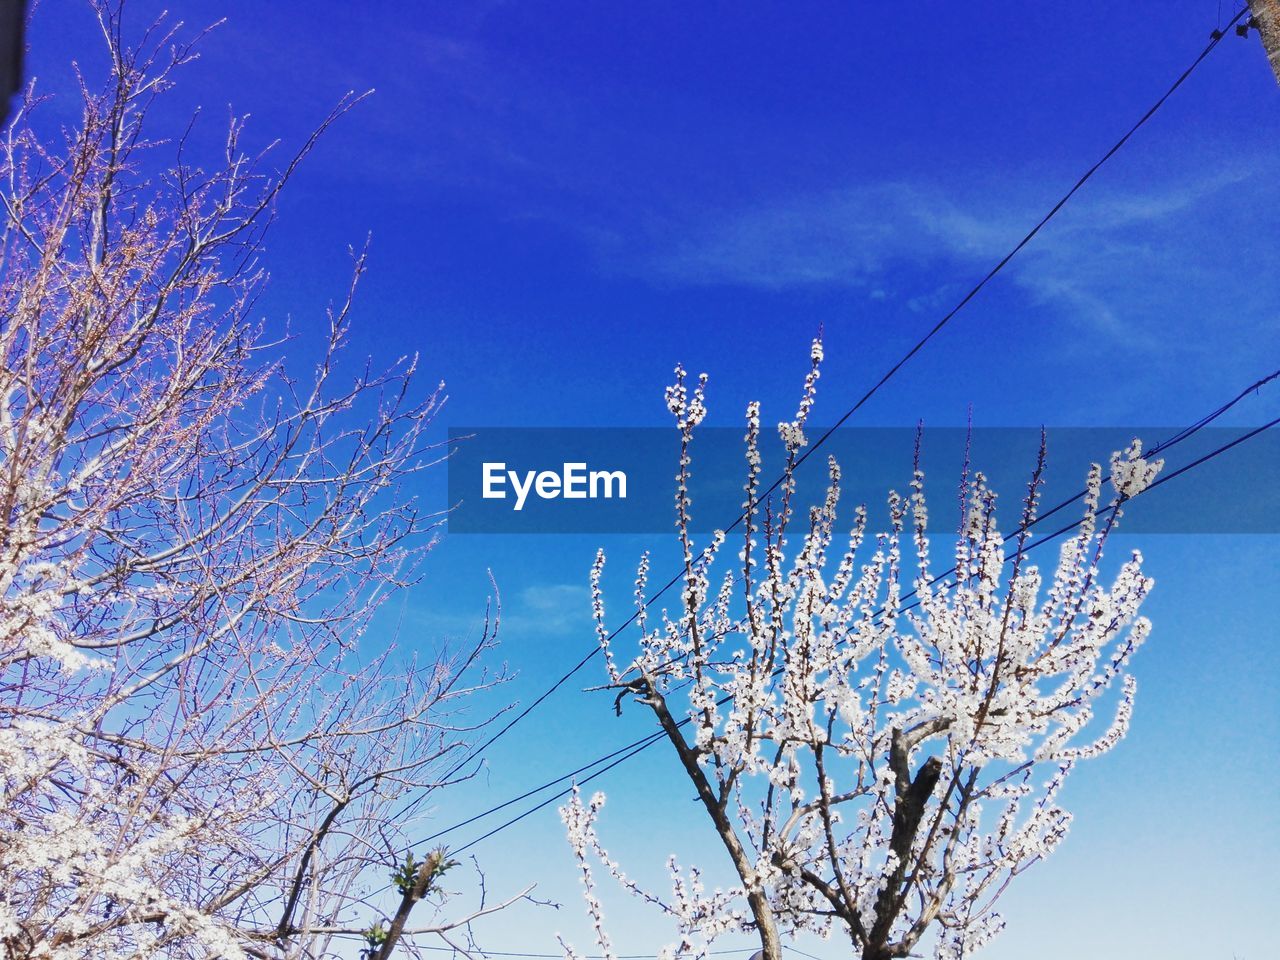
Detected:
[{"left": 567, "top": 340, "right": 1162, "bottom": 960}]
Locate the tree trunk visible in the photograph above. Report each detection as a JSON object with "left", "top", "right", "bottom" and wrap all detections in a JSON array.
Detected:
[{"left": 1250, "top": 0, "right": 1280, "bottom": 84}]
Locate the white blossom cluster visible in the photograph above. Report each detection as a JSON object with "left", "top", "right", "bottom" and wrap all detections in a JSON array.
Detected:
[
  {"left": 571, "top": 346, "right": 1162, "bottom": 960},
  {"left": 560, "top": 788, "right": 747, "bottom": 960}
]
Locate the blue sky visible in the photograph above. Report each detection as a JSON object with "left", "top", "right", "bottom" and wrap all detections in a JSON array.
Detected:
[{"left": 34, "top": 2, "right": 1280, "bottom": 958}]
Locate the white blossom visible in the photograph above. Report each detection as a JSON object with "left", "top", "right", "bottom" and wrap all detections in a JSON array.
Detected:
[{"left": 568, "top": 343, "right": 1155, "bottom": 960}]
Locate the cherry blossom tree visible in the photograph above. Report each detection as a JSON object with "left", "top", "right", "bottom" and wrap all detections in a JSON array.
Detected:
[
  {"left": 568, "top": 340, "right": 1162, "bottom": 960},
  {"left": 0, "top": 4, "right": 520, "bottom": 957}
]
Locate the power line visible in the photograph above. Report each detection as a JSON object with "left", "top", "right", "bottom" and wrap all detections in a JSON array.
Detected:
[
  {"left": 780, "top": 947, "right": 827, "bottom": 960},
  {"left": 393, "top": 4, "right": 1254, "bottom": 832},
  {"left": 416, "top": 728, "right": 668, "bottom": 846},
  {"left": 402, "top": 370, "right": 1279, "bottom": 863},
  {"left": 453, "top": 728, "right": 663, "bottom": 855}
]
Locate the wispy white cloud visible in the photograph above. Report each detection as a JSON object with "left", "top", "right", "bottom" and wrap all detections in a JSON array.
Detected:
[
  {"left": 400, "top": 581, "right": 592, "bottom": 648},
  {"left": 645, "top": 169, "right": 1249, "bottom": 284},
  {"left": 500, "top": 583, "right": 591, "bottom": 639},
  {"left": 626, "top": 161, "right": 1276, "bottom": 348},
  {"left": 646, "top": 182, "right": 980, "bottom": 290}
]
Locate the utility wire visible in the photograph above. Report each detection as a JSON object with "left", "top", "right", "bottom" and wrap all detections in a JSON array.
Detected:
[
  {"left": 393, "top": 5, "right": 1256, "bottom": 836},
  {"left": 416, "top": 728, "right": 669, "bottom": 846},
  {"left": 452, "top": 729, "right": 664, "bottom": 855}
]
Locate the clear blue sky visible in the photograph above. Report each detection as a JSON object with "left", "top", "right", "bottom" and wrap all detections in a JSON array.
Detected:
[{"left": 35, "top": 2, "right": 1280, "bottom": 958}]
